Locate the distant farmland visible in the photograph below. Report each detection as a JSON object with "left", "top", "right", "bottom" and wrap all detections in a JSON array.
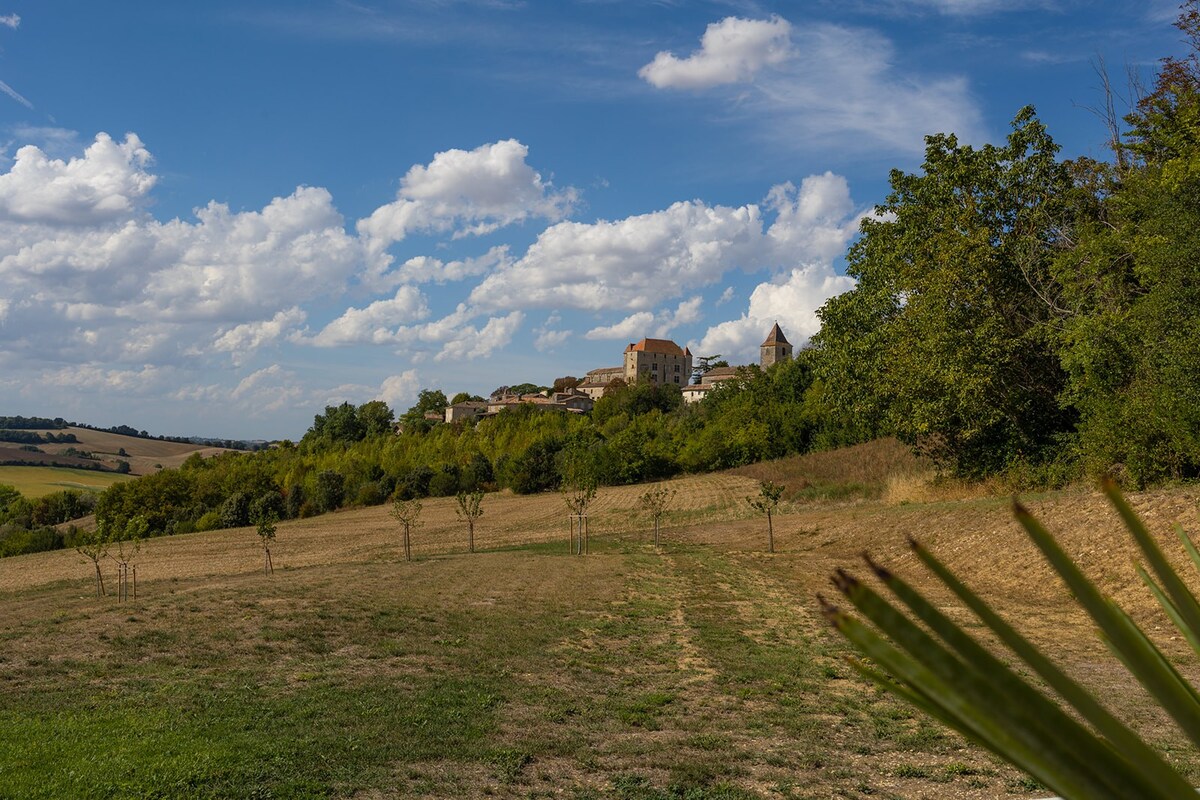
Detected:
[
  {"left": 0, "top": 465, "right": 132, "bottom": 498},
  {"left": 4, "top": 426, "right": 230, "bottom": 478}
]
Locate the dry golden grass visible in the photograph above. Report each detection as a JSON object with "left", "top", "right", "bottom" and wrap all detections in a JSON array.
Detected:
[
  {"left": 731, "top": 437, "right": 931, "bottom": 500},
  {"left": 5, "top": 443, "right": 1200, "bottom": 797},
  {"left": 32, "top": 426, "right": 230, "bottom": 475},
  {"left": 880, "top": 469, "right": 1005, "bottom": 505},
  {"left": 0, "top": 472, "right": 763, "bottom": 593}
]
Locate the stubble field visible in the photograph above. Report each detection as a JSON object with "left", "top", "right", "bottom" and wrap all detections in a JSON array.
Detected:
[{"left": 2, "top": 454, "right": 1199, "bottom": 798}]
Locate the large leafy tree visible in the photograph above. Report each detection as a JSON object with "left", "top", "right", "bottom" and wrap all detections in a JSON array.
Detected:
[
  {"left": 1054, "top": 4, "right": 1200, "bottom": 485},
  {"left": 813, "top": 108, "right": 1078, "bottom": 476}
]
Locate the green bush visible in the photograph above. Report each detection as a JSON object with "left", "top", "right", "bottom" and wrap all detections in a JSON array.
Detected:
[{"left": 194, "top": 511, "right": 222, "bottom": 532}]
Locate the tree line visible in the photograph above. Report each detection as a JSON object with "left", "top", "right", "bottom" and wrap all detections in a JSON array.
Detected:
[{"left": 81, "top": 356, "right": 824, "bottom": 541}]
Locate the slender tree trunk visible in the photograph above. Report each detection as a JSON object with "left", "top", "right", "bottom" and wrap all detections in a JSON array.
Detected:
[
  {"left": 583, "top": 515, "right": 589, "bottom": 555},
  {"left": 133, "top": 566, "right": 137, "bottom": 600},
  {"left": 654, "top": 518, "right": 660, "bottom": 549},
  {"left": 404, "top": 526, "right": 411, "bottom": 561},
  {"left": 93, "top": 559, "right": 105, "bottom": 597},
  {"left": 264, "top": 547, "right": 273, "bottom": 575},
  {"left": 767, "top": 511, "right": 774, "bottom": 554},
  {"left": 468, "top": 521, "right": 474, "bottom": 554}
]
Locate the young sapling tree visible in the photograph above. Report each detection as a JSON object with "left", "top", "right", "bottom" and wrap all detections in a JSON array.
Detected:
[
  {"left": 638, "top": 485, "right": 676, "bottom": 549},
  {"left": 455, "top": 490, "right": 484, "bottom": 554},
  {"left": 111, "top": 515, "right": 147, "bottom": 602},
  {"left": 560, "top": 448, "right": 598, "bottom": 555},
  {"left": 254, "top": 509, "right": 278, "bottom": 575},
  {"left": 747, "top": 480, "right": 785, "bottom": 553},
  {"left": 75, "top": 523, "right": 112, "bottom": 597},
  {"left": 390, "top": 496, "right": 422, "bottom": 561}
]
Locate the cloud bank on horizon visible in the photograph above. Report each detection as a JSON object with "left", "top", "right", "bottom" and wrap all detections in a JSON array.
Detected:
[{"left": 0, "top": 2, "right": 1175, "bottom": 438}]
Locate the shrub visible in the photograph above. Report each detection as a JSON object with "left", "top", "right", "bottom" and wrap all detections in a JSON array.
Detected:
[
  {"left": 354, "top": 481, "right": 384, "bottom": 506},
  {"left": 428, "top": 464, "right": 460, "bottom": 497},
  {"left": 194, "top": 511, "right": 222, "bottom": 532},
  {"left": 313, "top": 470, "right": 345, "bottom": 512},
  {"left": 219, "top": 492, "right": 250, "bottom": 528}
]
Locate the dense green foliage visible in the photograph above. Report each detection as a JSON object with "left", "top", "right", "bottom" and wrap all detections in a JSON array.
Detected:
[
  {"left": 813, "top": 108, "right": 1079, "bottom": 478},
  {"left": 0, "top": 484, "right": 97, "bottom": 557},
  {"left": 80, "top": 359, "right": 825, "bottom": 540},
  {"left": 0, "top": 430, "right": 77, "bottom": 444},
  {"left": 813, "top": 6, "right": 1200, "bottom": 485}
]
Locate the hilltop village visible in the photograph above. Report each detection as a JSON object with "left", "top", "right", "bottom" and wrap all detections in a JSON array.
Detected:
[{"left": 441, "top": 323, "right": 793, "bottom": 424}]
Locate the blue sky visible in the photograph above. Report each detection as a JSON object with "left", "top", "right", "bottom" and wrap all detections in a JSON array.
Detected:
[{"left": 0, "top": 0, "right": 1186, "bottom": 440}]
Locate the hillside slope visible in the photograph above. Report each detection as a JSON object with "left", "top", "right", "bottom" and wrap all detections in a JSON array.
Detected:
[
  {"left": 15, "top": 426, "right": 229, "bottom": 476},
  {"left": 2, "top": 468, "right": 1198, "bottom": 797}
]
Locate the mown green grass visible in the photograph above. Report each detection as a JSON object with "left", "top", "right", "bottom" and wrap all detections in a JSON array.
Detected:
[
  {"left": 0, "top": 540, "right": 1049, "bottom": 798},
  {"left": 0, "top": 465, "right": 132, "bottom": 498}
]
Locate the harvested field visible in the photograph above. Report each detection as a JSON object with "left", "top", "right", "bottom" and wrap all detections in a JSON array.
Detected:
[
  {"left": 1, "top": 464, "right": 1198, "bottom": 798},
  {"left": 11, "top": 426, "right": 230, "bottom": 476}
]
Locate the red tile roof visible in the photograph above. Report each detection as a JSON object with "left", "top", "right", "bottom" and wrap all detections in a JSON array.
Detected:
[{"left": 625, "top": 338, "right": 687, "bottom": 356}]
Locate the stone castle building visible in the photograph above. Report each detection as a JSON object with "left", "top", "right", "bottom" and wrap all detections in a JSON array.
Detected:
[{"left": 623, "top": 338, "right": 693, "bottom": 387}]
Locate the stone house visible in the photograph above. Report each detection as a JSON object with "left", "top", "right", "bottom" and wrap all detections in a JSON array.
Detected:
[
  {"left": 577, "top": 366, "right": 624, "bottom": 400},
  {"left": 444, "top": 401, "right": 488, "bottom": 424},
  {"left": 681, "top": 365, "right": 741, "bottom": 404},
  {"left": 623, "top": 338, "right": 692, "bottom": 387},
  {"left": 485, "top": 390, "right": 594, "bottom": 416}
]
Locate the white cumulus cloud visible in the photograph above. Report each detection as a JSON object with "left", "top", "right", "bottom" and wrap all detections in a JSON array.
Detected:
[
  {"left": 0, "top": 133, "right": 155, "bottom": 224},
  {"left": 435, "top": 310, "right": 524, "bottom": 362},
  {"left": 695, "top": 266, "right": 855, "bottom": 361},
  {"left": 377, "top": 370, "right": 421, "bottom": 410},
  {"left": 471, "top": 201, "right": 765, "bottom": 312},
  {"left": 471, "top": 172, "right": 861, "bottom": 317},
  {"left": 214, "top": 307, "right": 307, "bottom": 364},
  {"left": 389, "top": 246, "right": 510, "bottom": 286},
  {"left": 642, "top": 17, "right": 983, "bottom": 156},
  {"left": 585, "top": 296, "right": 704, "bottom": 341},
  {"left": 358, "top": 139, "right": 577, "bottom": 251},
  {"left": 639, "top": 16, "right": 794, "bottom": 89},
  {"left": 308, "top": 286, "right": 430, "bottom": 347}
]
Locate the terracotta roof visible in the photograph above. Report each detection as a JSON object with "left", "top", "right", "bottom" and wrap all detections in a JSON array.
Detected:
[
  {"left": 761, "top": 323, "right": 790, "bottom": 347},
  {"left": 703, "top": 366, "right": 738, "bottom": 379},
  {"left": 624, "top": 338, "right": 687, "bottom": 356}
]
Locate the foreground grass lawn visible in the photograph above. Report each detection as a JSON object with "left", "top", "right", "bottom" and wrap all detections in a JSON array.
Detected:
[{"left": 0, "top": 533, "right": 1064, "bottom": 800}]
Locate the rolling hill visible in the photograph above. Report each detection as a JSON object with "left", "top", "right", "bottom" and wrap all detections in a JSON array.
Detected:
[
  {"left": 4, "top": 426, "right": 231, "bottom": 478},
  {"left": 1, "top": 458, "right": 1197, "bottom": 798}
]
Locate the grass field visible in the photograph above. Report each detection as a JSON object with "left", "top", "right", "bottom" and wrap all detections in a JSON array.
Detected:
[
  {"left": 2, "top": 456, "right": 1199, "bottom": 798},
  {"left": 0, "top": 465, "right": 133, "bottom": 498},
  {"left": 7, "top": 426, "right": 229, "bottom": 478}
]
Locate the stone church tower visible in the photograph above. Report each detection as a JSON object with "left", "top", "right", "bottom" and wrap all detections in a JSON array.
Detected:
[{"left": 760, "top": 323, "right": 792, "bottom": 368}]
